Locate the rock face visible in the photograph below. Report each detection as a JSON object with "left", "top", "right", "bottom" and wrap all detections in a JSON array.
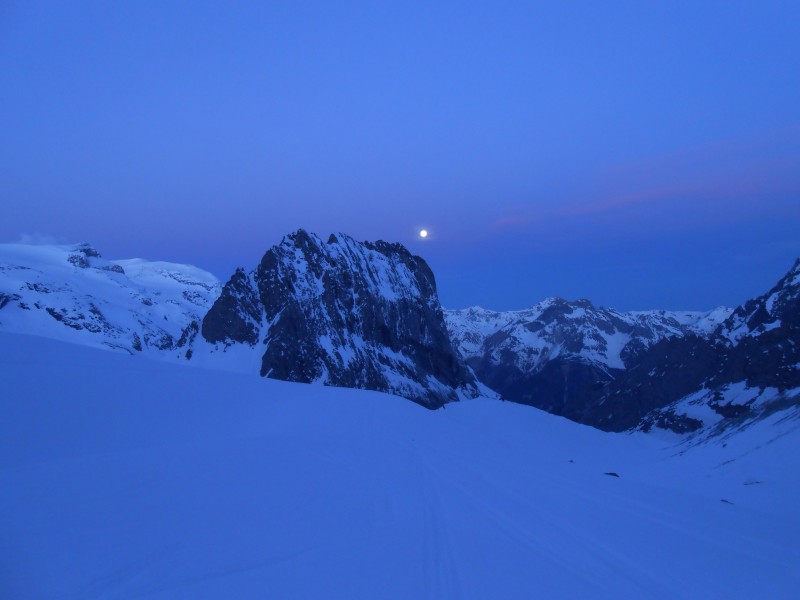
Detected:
[
  {"left": 202, "top": 230, "right": 480, "bottom": 408},
  {"left": 446, "top": 260, "right": 800, "bottom": 433}
]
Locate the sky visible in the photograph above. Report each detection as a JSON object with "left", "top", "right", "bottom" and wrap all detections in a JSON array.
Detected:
[{"left": 1, "top": 1, "right": 799, "bottom": 311}]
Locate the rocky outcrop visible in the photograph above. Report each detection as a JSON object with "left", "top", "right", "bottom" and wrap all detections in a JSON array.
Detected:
[
  {"left": 202, "top": 268, "right": 261, "bottom": 346},
  {"left": 202, "top": 230, "right": 481, "bottom": 408}
]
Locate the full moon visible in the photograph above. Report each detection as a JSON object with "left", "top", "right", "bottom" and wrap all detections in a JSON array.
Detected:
[{"left": 419, "top": 229, "right": 428, "bottom": 238}]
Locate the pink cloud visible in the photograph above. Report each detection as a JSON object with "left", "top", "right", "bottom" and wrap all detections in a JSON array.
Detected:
[
  {"left": 493, "top": 125, "right": 800, "bottom": 231},
  {"left": 492, "top": 212, "right": 545, "bottom": 228},
  {"left": 492, "top": 186, "right": 683, "bottom": 230},
  {"left": 558, "top": 187, "right": 678, "bottom": 218}
]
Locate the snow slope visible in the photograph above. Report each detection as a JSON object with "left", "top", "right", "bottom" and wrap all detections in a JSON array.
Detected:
[
  {"left": 0, "top": 242, "right": 220, "bottom": 355},
  {"left": 2, "top": 332, "right": 798, "bottom": 599}
]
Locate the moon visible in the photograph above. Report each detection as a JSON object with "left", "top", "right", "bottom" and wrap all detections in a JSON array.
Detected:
[{"left": 419, "top": 229, "right": 428, "bottom": 239}]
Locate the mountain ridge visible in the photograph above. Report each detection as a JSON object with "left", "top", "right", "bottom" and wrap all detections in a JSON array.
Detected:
[
  {"left": 445, "top": 258, "right": 800, "bottom": 434},
  {"left": 1, "top": 236, "right": 797, "bottom": 436}
]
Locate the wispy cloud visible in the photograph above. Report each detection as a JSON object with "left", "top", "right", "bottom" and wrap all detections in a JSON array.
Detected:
[
  {"left": 492, "top": 186, "right": 680, "bottom": 230},
  {"left": 492, "top": 212, "right": 545, "bottom": 228},
  {"left": 493, "top": 125, "right": 800, "bottom": 231},
  {"left": 601, "top": 123, "right": 800, "bottom": 180},
  {"left": 558, "top": 187, "right": 678, "bottom": 218}
]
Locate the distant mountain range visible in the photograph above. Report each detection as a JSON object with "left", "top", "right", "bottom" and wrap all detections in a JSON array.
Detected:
[
  {"left": 445, "top": 260, "right": 800, "bottom": 434},
  {"left": 445, "top": 301, "right": 731, "bottom": 426},
  {"left": 1, "top": 232, "right": 797, "bottom": 436}
]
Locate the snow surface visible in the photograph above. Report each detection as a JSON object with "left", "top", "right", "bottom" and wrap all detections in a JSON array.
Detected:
[
  {"left": 2, "top": 332, "right": 799, "bottom": 599},
  {"left": 0, "top": 242, "right": 220, "bottom": 355},
  {"left": 663, "top": 382, "right": 792, "bottom": 431},
  {"left": 629, "top": 307, "right": 733, "bottom": 335}
]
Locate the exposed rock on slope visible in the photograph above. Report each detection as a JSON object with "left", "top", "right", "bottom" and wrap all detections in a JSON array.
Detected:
[{"left": 202, "top": 230, "right": 481, "bottom": 408}]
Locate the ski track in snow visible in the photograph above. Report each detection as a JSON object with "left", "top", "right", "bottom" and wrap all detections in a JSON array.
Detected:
[{"left": 2, "top": 332, "right": 799, "bottom": 599}]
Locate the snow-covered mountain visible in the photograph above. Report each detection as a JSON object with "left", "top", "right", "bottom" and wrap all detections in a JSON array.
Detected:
[
  {"left": 628, "top": 258, "right": 800, "bottom": 435},
  {"left": 445, "top": 299, "right": 731, "bottom": 427},
  {"left": 2, "top": 236, "right": 796, "bottom": 435},
  {"left": 446, "top": 301, "right": 729, "bottom": 372},
  {"left": 0, "top": 234, "right": 481, "bottom": 408},
  {"left": 202, "top": 230, "right": 482, "bottom": 408},
  {"left": 0, "top": 242, "right": 220, "bottom": 355},
  {"left": 446, "top": 259, "right": 800, "bottom": 435}
]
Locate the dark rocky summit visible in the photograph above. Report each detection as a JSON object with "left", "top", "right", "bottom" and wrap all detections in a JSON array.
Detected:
[{"left": 202, "top": 230, "right": 481, "bottom": 408}]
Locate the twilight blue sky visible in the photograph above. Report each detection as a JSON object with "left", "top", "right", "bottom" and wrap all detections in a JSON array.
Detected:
[{"left": 1, "top": 1, "right": 799, "bottom": 311}]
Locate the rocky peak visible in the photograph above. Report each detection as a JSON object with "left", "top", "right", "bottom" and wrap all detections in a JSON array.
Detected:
[
  {"left": 65, "top": 243, "right": 126, "bottom": 274},
  {"left": 72, "top": 243, "right": 102, "bottom": 258},
  {"left": 202, "top": 230, "right": 481, "bottom": 408},
  {"left": 720, "top": 257, "right": 800, "bottom": 342}
]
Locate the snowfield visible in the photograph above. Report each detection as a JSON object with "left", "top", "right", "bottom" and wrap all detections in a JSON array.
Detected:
[
  {"left": 0, "top": 242, "right": 221, "bottom": 356},
  {"left": 1, "top": 332, "right": 799, "bottom": 599}
]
